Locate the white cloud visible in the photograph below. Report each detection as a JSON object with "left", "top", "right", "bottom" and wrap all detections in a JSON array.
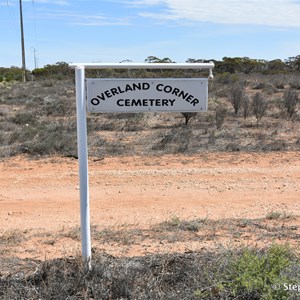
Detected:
[
  {"left": 2, "top": 0, "right": 71, "bottom": 6},
  {"left": 71, "top": 16, "right": 131, "bottom": 26},
  {"left": 129, "top": 0, "right": 300, "bottom": 28},
  {"left": 124, "top": 0, "right": 164, "bottom": 5},
  {"left": 40, "top": 11, "right": 130, "bottom": 26},
  {"left": 24, "top": 0, "right": 70, "bottom": 4}
]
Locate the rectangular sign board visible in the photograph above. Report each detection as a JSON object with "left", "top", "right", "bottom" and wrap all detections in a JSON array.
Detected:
[{"left": 86, "top": 78, "right": 208, "bottom": 113}]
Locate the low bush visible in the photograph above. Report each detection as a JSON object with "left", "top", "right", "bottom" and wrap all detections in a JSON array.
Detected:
[
  {"left": 7, "top": 120, "right": 77, "bottom": 157},
  {"left": 221, "top": 245, "right": 293, "bottom": 300},
  {"left": 12, "top": 111, "right": 38, "bottom": 125},
  {"left": 215, "top": 106, "right": 227, "bottom": 129},
  {"left": 152, "top": 126, "right": 193, "bottom": 154},
  {"left": 228, "top": 83, "right": 245, "bottom": 115},
  {"left": 283, "top": 90, "right": 299, "bottom": 118},
  {"left": 1, "top": 244, "right": 299, "bottom": 299},
  {"left": 1, "top": 77, "right": 300, "bottom": 158},
  {"left": 252, "top": 92, "right": 268, "bottom": 125}
]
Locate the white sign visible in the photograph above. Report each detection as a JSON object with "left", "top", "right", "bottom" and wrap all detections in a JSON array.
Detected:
[{"left": 86, "top": 78, "right": 208, "bottom": 113}]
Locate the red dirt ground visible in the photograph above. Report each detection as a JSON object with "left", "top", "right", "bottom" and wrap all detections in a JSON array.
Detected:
[{"left": 1, "top": 152, "right": 299, "bottom": 260}]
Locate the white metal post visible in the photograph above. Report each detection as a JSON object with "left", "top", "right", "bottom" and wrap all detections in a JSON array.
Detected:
[{"left": 75, "top": 66, "right": 91, "bottom": 268}]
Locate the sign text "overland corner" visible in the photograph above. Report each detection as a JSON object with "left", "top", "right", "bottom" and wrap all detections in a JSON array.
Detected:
[{"left": 86, "top": 78, "right": 208, "bottom": 113}]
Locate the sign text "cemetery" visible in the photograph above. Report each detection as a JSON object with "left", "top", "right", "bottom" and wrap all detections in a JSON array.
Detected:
[{"left": 86, "top": 78, "right": 208, "bottom": 113}]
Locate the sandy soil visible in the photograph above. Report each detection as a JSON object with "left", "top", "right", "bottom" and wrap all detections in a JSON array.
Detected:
[{"left": 1, "top": 151, "right": 299, "bottom": 260}]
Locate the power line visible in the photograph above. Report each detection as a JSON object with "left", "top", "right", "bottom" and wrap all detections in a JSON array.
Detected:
[
  {"left": 6, "top": 0, "right": 19, "bottom": 36},
  {"left": 31, "top": 0, "right": 39, "bottom": 70},
  {"left": 19, "top": 0, "right": 26, "bottom": 82}
]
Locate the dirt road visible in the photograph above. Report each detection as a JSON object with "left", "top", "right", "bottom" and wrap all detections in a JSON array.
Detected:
[{"left": 1, "top": 151, "right": 299, "bottom": 259}]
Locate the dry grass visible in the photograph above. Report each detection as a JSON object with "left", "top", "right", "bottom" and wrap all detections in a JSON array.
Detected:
[
  {"left": 1, "top": 214, "right": 299, "bottom": 258},
  {"left": 0, "top": 213, "right": 299, "bottom": 299},
  {"left": 0, "top": 244, "right": 299, "bottom": 299},
  {"left": 0, "top": 75, "right": 300, "bottom": 158}
]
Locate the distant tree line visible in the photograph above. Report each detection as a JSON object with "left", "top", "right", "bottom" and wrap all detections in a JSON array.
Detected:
[
  {"left": 0, "top": 66, "right": 25, "bottom": 82},
  {"left": 141, "top": 55, "right": 300, "bottom": 74},
  {"left": 1, "top": 55, "right": 300, "bottom": 82}
]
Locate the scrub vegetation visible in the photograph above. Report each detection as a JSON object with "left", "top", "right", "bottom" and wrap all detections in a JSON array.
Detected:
[
  {"left": 1, "top": 225, "right": 300, "bottom": 299},
  {"left": 0, "top": 56, "right": 300, "bottom": 158},
  {"left": 1, "top": 55, "right": 300, "bottom": 299}
]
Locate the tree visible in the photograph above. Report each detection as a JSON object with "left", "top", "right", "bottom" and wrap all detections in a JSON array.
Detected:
[
  {"left": 228, "top": 84, "right": 245, "bottom": 115},
  {"left": 219, "top": 57, "right": 241, "bottom": 73},
  {"left": 181, "top": 112, "right": 197, "bottom": 125},
  {"left": 32, "top": 62, "right": 71, "bottom": 78},
  {"left": 242, "top": 95, "right": 251, "bottom": 120},
  {"left": 215, "top": 106, "right": 227, "bottom": 129},
  {"left": 285, "top": 55, "right": 300, "bottom": 72},
  {"left": 252, "top": 92, "right": 268, "bottom": 125},
  {"left": 283, "top": 90, "right": 299, "bottom": 118},
  {"left": 267, "top": 59, "right": 286, "bottom": 74},
  {"left": 0, "top": 66, "right": 24, "bottom": 82},
  {"left": 186, "top": 58, "right": 204, "bottom": 63},
  {"left": 240, "top": 57, "right": 258, "bottom": 74},
  {"left": 144, "top": 56, "right": 174, "bottom": 63}
]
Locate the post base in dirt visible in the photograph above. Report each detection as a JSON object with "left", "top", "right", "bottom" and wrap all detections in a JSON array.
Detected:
[{"left": 75, "top": 65, "right": 92, "bottom": 269}]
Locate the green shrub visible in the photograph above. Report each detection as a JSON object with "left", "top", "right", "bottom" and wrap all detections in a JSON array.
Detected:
[{"left": 224, "top": 245, "right": 293, "bottom": 300}]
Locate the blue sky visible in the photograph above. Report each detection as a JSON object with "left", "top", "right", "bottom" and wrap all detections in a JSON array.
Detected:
[{"left": 1, "top": 0, "right": 300, "bottom": 70}]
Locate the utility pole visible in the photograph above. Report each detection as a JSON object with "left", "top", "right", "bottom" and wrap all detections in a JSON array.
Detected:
[{"left": 19, "top": 0, "right": 26, "bottom": 82}]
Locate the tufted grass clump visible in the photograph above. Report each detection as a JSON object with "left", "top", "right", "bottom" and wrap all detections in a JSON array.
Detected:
[{"left": 1, "top": 244, "right": 299, "bottom": 299}]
